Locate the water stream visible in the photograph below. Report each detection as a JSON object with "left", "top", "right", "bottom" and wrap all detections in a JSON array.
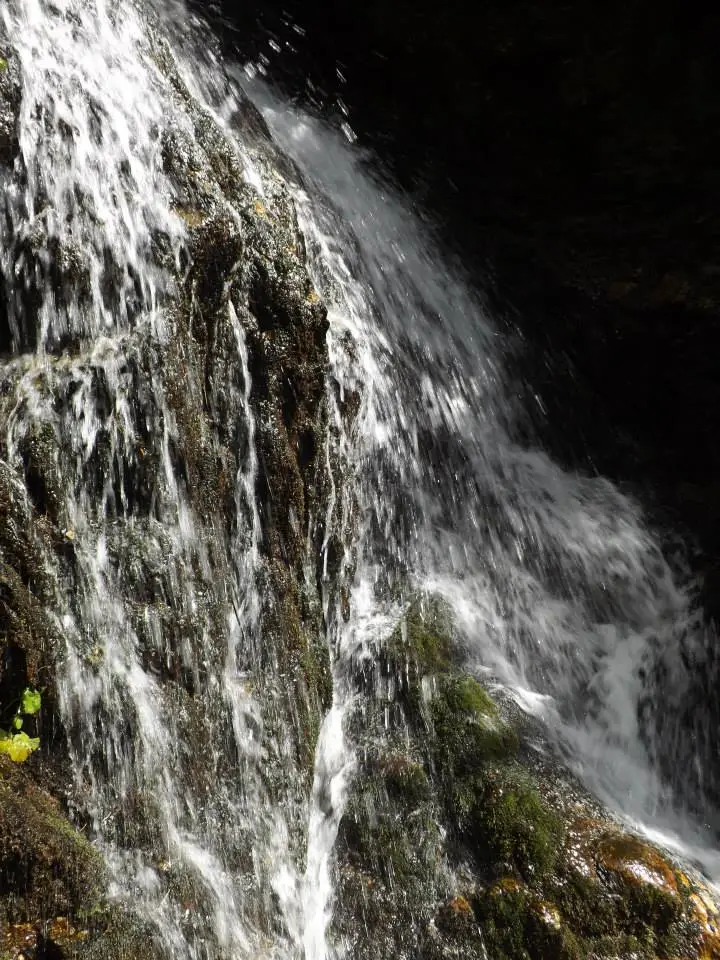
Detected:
[
  {"left": 0, "top": 1, "right": 718, "bottom": 958},
  {"left": 246, "top": 85, "right": 720, "bottom": 890}
]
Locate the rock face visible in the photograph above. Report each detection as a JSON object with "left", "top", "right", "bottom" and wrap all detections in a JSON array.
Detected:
[
  {"left": 0, "top": 7, "right": 719, "bottom": 960},
  {"left": 0, "top": 38, "right": 20, "bottom": 168},
  {"left": 0, "top": 14, "right": 331, "bottom": 956}
]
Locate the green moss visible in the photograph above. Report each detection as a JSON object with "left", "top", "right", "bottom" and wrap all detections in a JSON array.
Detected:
[
  {"left": 0, "top": 757, "right": 105, "bottom": 926},
  {"left": 385, "top": 599, "right": 454, "bottom": 677},
  {"left": 299, "top": 637, "right": 333, "bottom": 713},
  {"left": 474, "top": 883, "right": 533, "bottom": 960},
  {"left": 525, "top": 913, "right": 583, "bottom": 960},
  {"left": 624, "top": 881, "right": 682, "bottom": 935},
  {"left": 546, "top": 853, "right": 692, "bottom": 959},
  {"left": 475, "top": 883, "right": 588, "bottom": 960},
  {"left": 0, "top": 58, "right": 7, "bottom": 73},
  {"left": 339, "top": 777, "right": 441, "bottom": 890},
  {"left": 551, "top": 870, "right": 619, "bottom": 940},
  {"left": 442, "top": 674, "right": 497, "bottom": 716},
  {"left": 593, "top": 835, "right": 683, "bottom": 935},
  {"left": 380, "top": 754, "right": 431, "bottom": 808},
  {"left": 432, "top": 674, "right": 519, "bottom": 774},
  {"left": 62, "top": 909, "right": 169, "bottom": 960},
  {"left": 469, "top": 771, "right": 564, "bottom": 881},
  {"left": 295, "top": 643, "right": 330, "bottom": 773}
]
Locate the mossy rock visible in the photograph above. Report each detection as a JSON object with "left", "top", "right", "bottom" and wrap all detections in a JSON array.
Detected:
[
  {"left": 385, "top": 597, "right": 455, "bottom": 679},
  {"left": 0, "top": 757, "right": 104, "bottom": 926},
  {"left": 337, "top": 740, "right": 444, "bottom": 895},
  {"left": 0, "top": 661, "right": 180, "bottom": 960},
  {"left": 380, "top": 753, "right": 431, "bottom": 808},
  {"left": 16, "top": 421, "right": 65, "bottom": 524},
  {"left": 1, "top": 909, "right": 168, "bottom": 960},
  {"left": 474, "top": 878, "right": 583, "bottom": 960},
  {"left": 537, "top": 823, "right": 718, "bottom": 959},
  {"left": 431, "top": 674, "right": 519, "bottom": 775},
  {"left": 339, "top": 784, "right": 442, "bottom": 887},
  {"left": 594, "top": 833, "right": 683, "bottom": 933},
  {"left": 464, "top": 768, "right": 564, "bottom": 882},
  {"left": 339, "top": 597, "right": 720, "bottom": 959}
]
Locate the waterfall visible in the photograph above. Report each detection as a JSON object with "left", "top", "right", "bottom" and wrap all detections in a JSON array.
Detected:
[
  {"left": 0, "top": 1, "right": 719, "bottom": 958},
  {"left": 247, "top": 86, "right": 720, "bottom": 883}
]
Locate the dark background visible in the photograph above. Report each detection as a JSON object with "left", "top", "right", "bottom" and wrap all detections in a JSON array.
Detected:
[{"left": 200, "top": 0, "right": 720, "bottom": 604}]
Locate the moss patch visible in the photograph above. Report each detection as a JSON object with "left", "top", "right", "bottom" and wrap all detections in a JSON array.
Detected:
[
  {"left": 432, "top": 673, "right": 519, "bottom": 774},
  {"left": 474, "top": 880, "right": 582, "bottom": 960},
  {"left": 385, "top": 598, "right": 454, "bottom": 678},
  {"left": 468, "top": 769, "right": 564, "bottom": 881},
  {"left": 380, "top": 753, "right": 431, "bottom": 808},
  {"left": 0, "top": 757, "right": 105, "bottom": 927},
  {"left": 333, "top": 594, "right": 720, "bottom": 959}
]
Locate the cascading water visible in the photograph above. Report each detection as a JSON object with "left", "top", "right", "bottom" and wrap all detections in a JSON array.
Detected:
[
  {"left": 246, "top": 87, "right": 720, "bottom": 881},
  {"left": 241, "top": 87, "right": 720, "bottom": 885},
  {"left": 1, "top": 0, "right": 719, "bottom": 958}
]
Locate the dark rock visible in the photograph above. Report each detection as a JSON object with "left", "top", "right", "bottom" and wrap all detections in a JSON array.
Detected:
[{"left": 0, "top": 43, "right": 20, "bottom": 169}]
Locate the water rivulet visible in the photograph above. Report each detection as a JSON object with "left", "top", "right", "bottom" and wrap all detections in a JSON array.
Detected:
[{"left": 0, "top": 2, "right": 719, "bottom": 959}]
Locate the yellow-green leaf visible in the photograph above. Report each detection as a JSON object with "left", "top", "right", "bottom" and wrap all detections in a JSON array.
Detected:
[
  {"left": 12, "top": 716, "right": 23, "bottom": 730},
  {"left": 0, "top": 732, "right": 40, "bottom": 762},
  {"left": 21, "top": 688, "right": 42, "bottom": 715}
]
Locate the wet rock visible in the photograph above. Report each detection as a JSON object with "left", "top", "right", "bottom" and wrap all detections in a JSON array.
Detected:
[
  {"left": 436, "top": 894, "right": 476, "bottom": 937},
  {"left": 0, "top": 7, "right": 332, "bottom": 951},
  {"left": 595, "top": 835, "right": 679, "bottom": 898},
  {"left": 0, "top": 757, "right": 104, "bottom": 929},
  {"left": 0, "top": 43, "right": 20, "bottom": 168},
  {"left": 0, "top": 460, "right": 60, "bottom": 708},
  {"left": 3, "top": 4, "right": 719, "bottom": 958}
]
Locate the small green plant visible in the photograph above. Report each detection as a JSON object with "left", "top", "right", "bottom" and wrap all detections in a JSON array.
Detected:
[{"left": 0, "top": 687, "right": 42, "bottom": 762}]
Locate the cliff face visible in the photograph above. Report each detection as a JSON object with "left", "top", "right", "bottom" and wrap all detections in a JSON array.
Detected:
[
  {"left": 0, "top": 14, "right": 332, "bottom": 955},
  {"left": 1, "top": 6, "right": 720, "bottom": 960}
]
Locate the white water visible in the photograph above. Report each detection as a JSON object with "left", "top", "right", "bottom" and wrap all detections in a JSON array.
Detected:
[
  {"left": 0, "top": 1, "right": 719, "bottom": 958},
  {"left": 238, "top": 83, "right": 720, "bottom": 887}
]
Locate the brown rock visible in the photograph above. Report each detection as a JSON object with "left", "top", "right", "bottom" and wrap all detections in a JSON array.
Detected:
[{"left": 595, "top": 834, "right": 679, "bottom": 896}]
